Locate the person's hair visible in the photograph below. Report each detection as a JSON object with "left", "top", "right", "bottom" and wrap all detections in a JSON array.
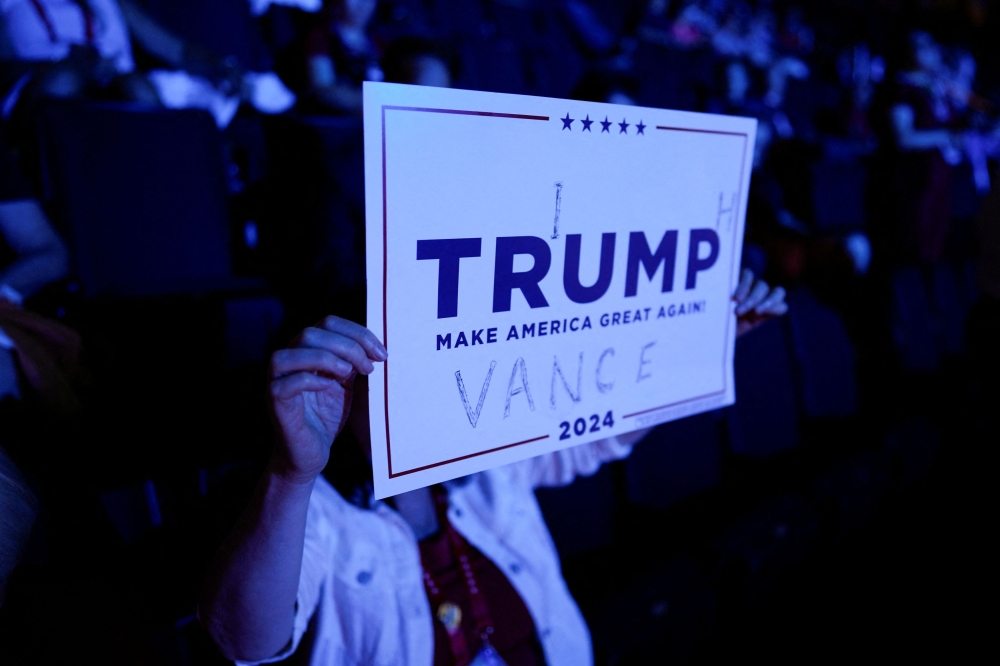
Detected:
[{"left": 381, "top": 37, "right": 458, "bottom": 85}]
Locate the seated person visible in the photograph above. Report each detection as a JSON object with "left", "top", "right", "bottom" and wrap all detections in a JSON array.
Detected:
[
  {"left": 0, "top": 0, "right": 294, "bottom": 127},
  {"left": 305, "top": 0, "right": 381, "bottom": 114},
  {"left": 887, "top": 31, "right": 965, "bottom": 264},
  {"left": 0, "top": 128, "right": 78, "bottom": 413},
  {"left": 0, "top": 0, "right": 158, "bottom": 112},
  {"left": 199, "top": 270, "right": 786, "bottom": 665},
  {"left": 119, "top": 0, "right": 296, "bottom": 126}
]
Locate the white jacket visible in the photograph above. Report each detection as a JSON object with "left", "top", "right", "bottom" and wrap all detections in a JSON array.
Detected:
[{"left": 241, "top": 437, "right": 634, "bottom": 666}]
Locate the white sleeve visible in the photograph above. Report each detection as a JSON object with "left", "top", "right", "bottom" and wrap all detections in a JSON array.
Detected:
[
  {"left": 521, "top": 427, "right": 656, "bottom": 489},
  {"left": 522, "top": 436, "right": 635, "bottom": 489}
]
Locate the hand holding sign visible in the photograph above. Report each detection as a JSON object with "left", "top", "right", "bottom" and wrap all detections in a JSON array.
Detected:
[
  {"left": 733, "top": 269, "right": 788, "bottom": 336},
  {"left": 263, "top": 265, "right": 783, "bottom": 487},
  {"left": 267, "top": 317, "right": 387, "bottom": 485}
]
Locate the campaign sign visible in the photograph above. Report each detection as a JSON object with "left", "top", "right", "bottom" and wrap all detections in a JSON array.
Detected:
[{"left": 363, "top": 82, "right": 755, "bottom": 498}]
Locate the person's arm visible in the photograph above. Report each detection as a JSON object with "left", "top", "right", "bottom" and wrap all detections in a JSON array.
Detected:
[
  {"left": 892, "top": 103, "right": 957, "bottom": 151},
  {"left": 0, "top": 199, "right": 69, "bottom": 301},
  {"left": 526, "top": 431, "right": 651, "bottom": 489},
  {"left": 199, "top": 316, "right": 387, "bottom": 662},
  {"left": 732, "top": 268, "right": 787, "bottom": 336}
]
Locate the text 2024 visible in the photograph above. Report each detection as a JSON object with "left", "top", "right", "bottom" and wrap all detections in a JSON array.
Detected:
[{"left": 559, "top": 411, "right": 615, "bottom": 440}]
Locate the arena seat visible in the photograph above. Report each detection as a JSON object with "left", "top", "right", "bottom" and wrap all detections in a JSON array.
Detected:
[
  {"left": 36, "top": 101, "right": 256, "bottom": 298},
  {"left": 266, "top": 114, "right": 367, "bottom": 299},
  {"left": 290, "top": 115, "right": 365, "bottom": 209}
]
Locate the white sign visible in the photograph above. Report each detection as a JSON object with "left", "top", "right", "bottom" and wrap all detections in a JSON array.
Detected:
[{"left": 364, "top": 82, "right": 755, "bottom": 498}]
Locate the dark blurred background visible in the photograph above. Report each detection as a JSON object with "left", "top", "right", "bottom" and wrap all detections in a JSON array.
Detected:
[{"left": 0, "top": 0, "right": 998, "bottom": 663}]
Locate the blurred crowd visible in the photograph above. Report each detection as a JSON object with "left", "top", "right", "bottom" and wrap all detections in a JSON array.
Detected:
[{"left": 1, "top": 1, "right": 999, "bottom": 664}]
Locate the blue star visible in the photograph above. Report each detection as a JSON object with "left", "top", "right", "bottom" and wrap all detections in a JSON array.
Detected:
[
  {"left": 561, "top": 113, "right": 574, "bottom": 130},
  {"left": 581, "top": 114, "right": 593, "bottom": 132},
  {"left": 618, "top": 118, "right": 630, "bottom": 134},
  {"left": 600, "top": 116, "right": 612, "bottom": 133},
  {"left": 636, "top": 120, "right": 646, "bottom": 135}
]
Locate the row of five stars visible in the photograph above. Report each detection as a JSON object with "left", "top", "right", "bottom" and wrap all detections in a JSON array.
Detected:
[{"left": 561, "top": 113, "right": 646, "bottom": 134}]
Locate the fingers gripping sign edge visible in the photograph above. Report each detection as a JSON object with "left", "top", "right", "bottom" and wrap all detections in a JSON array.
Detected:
[
  {"left": 269, "top": 371, "right": 338, "bottom": 401},
  {"left": 270, "top": 348, "right": 355, "bottom": 382},
  {"left": 733, "top": 268, "right": 754, "bottom": 303},
  {"left": 296, "top": 327, "right": 377, "bottom": 376},
  {"left": 319, "top": 316, "right": 388, "bottom": 362},
  {"left": 755, "top": 285, "right": 788, "bottom": 315}
]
